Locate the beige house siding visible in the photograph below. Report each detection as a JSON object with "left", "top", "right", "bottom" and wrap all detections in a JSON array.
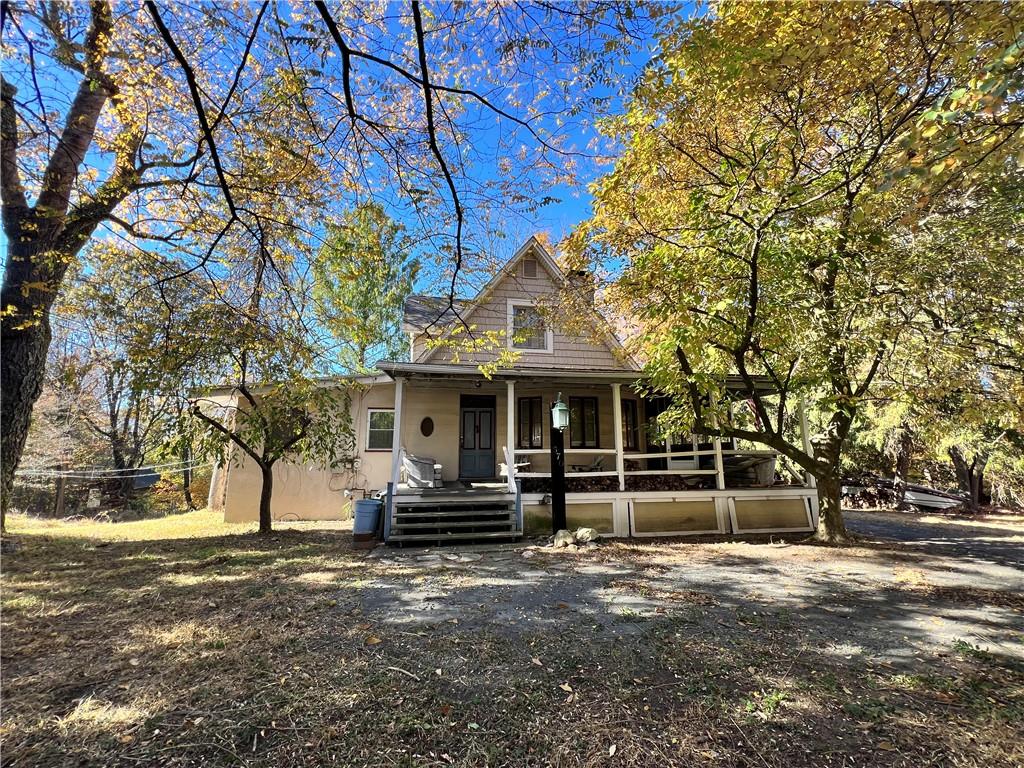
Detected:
[
  {"left": 215, "top": 378, "right": 646, "bottom": 523},
  {"left": 411, "top": 333, "right": 428, "bottom": 361},
  {"left": 420, "top": 256, "right": 629, "bottom": 370},
  {"left": 217, "top": 383, "right": 397, "bottom": 523}
]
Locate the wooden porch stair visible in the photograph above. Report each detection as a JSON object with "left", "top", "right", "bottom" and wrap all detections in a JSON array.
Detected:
[{"left": 388, "top": 496, "right": 520, "bottom": 545}]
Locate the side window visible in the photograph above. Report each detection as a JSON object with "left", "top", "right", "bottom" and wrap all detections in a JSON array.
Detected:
[{"left": 366, "top": 409, "right": 395, "bottom": 450}]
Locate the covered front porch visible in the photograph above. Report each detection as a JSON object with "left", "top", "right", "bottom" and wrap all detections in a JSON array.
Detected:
[{"left": 375, "top": 361, "right": 818, "bottom": 542}]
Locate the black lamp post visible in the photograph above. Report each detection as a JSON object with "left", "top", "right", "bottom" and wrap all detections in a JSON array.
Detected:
[{"left": 550, "top": 392, "right": 569, "bottom": 533}]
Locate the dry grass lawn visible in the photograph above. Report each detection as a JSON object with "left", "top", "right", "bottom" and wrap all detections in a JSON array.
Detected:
[{"left": 2, "top": 510, "right": 1022, "bottom": 767}]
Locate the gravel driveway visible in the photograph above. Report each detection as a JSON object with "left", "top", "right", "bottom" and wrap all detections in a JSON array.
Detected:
[
  {"left": 845, "top": 509, "right": 1023, "bottom": 567},
  {"left": 360, "top": 511, "right": 1024, "bottom": 665}
]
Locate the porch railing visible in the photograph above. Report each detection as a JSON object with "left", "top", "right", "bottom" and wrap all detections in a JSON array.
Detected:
[{"left": 510, "top": 445, "right": 789, "bottom": 489}]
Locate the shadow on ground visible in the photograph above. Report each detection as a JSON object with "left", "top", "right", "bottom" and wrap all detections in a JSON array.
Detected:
[{"left": 2, "top": 517, "right": 1022, "bottom": 767}]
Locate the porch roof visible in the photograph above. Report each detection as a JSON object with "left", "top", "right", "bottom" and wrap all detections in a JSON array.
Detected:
[
  {"left": 374, "top": 361, "right": 780, "bottom": 394},
  {"left": 375, "top": 360, "right": 641, "bottom": 384}
]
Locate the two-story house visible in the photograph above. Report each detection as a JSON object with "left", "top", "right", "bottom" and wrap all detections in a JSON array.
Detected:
[{"left": 208, "top": 236, "right": 819, "bottom": 542}]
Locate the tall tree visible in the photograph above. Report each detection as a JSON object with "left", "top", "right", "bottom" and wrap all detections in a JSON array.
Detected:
[
  {"left": 313, "top": 203, "right": 417, "bottom": 372},
  {"left": 570, "top": 1, "right": 1023, "bottom": 542},
  {"left": 1, "top": 0, "right": 655, "bottom": 530}
]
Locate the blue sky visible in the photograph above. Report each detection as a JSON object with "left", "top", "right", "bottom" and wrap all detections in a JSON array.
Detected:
[{"left": 1, "top": 2, "right": 681, "bottom": 298}]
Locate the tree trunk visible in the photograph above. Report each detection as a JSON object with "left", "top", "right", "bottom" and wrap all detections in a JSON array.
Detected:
[
  {"left": 258, "top": 463, "right": 274, "bottom": 534},
  {"left": 973, "top": 465, "right": 986, "bottom": 508},
  {"left": 807, "top": 422, "right": 854, "bottom": 544},
  {"left": 1, "top": 315, "right": 52, "bottom": 532},
  {"left": 181, "top": 444, "right": 196, "bottom": 511},
  {"left": 110, "top": 441, "right": 133, "bottom": 498},
  {"left": 891, "top": 421, "right": 913, "bottom": 507},
  {"left": 949, "top": 446, "right": 986, "bottom": 512},
  {"left": 1, "top": 2, "right": 121, "bottom": 533},
  {"left": 812, "top": 470, "right": 850, "bottom": 544}
]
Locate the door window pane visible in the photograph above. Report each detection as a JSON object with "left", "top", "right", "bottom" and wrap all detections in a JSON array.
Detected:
[
  {"left": 462, "top": 410, "right": 476, "bottom": 449},
  {"left": 478, "top": 411, "right": 492, "bottom": 450}
]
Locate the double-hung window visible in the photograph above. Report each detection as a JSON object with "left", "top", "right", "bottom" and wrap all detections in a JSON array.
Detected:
[
  {"left": 366, "top": 409, "right": 395, "bottom": 450},
  {"left": 518, "top": 397, "right": 543, "bottom": 449},
  {"left": 568, "top": 396, "right": 599, "bottom": 448},
  {"left": 508, "top": 300, "right": 551, "bottom": 352},
  {"left": 622, "top": 399, "right": 639, "bottom": 451}
]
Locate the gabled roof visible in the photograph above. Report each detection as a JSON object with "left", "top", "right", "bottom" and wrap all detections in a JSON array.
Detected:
[{"left": 406, "top": 235, "right": 638, "bottom": 369}]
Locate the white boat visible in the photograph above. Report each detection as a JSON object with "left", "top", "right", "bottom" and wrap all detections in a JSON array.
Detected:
[
  {"left": 902, "top": 486, "right": 964, "bottom": 510},
  {"left": 841, "top": 477, "right": 966, "bottom": 510}
]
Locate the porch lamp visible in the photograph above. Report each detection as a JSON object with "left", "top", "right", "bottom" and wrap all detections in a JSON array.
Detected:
[
  {"left": 551, "top": 393, "right": 570, "bottom": 432},
  {"left": 549, "top": 393, "right": 569, "bottom": 534}
]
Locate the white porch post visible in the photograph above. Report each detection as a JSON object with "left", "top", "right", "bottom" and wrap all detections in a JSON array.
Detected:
[
  {"left": 506, "top": 380, "right": 516, "bottom": 493},
  {"left": 612, "top": 383, "right": 625, "bottom": 491},
  {"left": 389, "top": 377, "right": 405, "bottom": 489},
  {"left": 713, "top": 435, "right": 725, "bottom": 490},
  {"left": 798, "top": 398, "right": 816, "bottom": 489}
]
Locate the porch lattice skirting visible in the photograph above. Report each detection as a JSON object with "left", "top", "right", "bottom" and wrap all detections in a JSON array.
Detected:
[
  {"left": 382, "top": 484, "right": 816, "bottom": 544},
  {"left": 517, "top": 488, "right": 816, "bottom": 539}
]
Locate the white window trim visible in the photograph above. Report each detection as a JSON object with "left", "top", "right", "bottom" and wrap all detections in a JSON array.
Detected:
[
  {"left": 506, "top": 298, "right": 554, "bottom": 353},
  {"left": 366, "top": 408, "right": 395, "bottom": 451}
]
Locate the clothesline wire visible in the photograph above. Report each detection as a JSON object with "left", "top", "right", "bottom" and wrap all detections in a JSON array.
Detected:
[
  {"left": 16, "top": 462, "right": 215, "bottom": 480},
  {"left": 17, "top": 458, "right": 210, "bottom": 474}
]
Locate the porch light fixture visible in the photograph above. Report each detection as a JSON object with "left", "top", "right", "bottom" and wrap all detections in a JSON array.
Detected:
[{"left": 551, "top": 393, "right": 570, "bottom": 432}]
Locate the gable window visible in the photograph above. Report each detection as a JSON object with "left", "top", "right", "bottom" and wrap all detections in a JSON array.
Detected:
[
  {"left": 518, "top": 397, "right": 543, "bottom": 449},
  {"left": 507, "top": 300, "right": 552, "bottom": 352},
  {"left": 569, "top": 396, "right": 599, "bottom": 448},
  {"left": 366, "top": 409, "right": 395, "bottom": 450},
  {"left": 522, "top": 257, "right": 538, "bottom": 278},
  {"left": 622, "top": 399, "right": 639, "bottom": 451}
]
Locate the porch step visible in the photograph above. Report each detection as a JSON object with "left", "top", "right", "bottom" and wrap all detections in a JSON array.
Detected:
[
  {"left": 393, "top": 516, "right": 515, "bottom": 530},
  {"left": 395, "top": 495, "right": 512, "bottom": 506},
  {"left": 388, "top": 496, "right": 520, "bottom": 546},
  {"left": 387, "top": 530, "right": 520, "bottom": 544},
  {"left": 395, "top": 506, "right": 512, "bottom": 519}
]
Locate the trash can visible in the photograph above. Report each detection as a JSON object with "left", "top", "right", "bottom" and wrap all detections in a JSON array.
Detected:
[{"left": 353, "top": 498, "right": 382, "bottom": 547}]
